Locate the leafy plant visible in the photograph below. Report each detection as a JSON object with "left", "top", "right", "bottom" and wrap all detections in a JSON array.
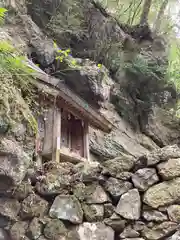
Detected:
[
  {"left": 0, "top": 7, "right": 7, "bottom": 24},
  {"left": 0, "top": 39, "right": 37, "bottom": 133}
]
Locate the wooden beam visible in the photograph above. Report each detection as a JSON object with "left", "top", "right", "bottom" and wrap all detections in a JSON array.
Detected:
[
  {"left": 52, "top": 107, "right": 61, "bottom": 163},
  {"left": 83, "top": 122, "right": 90, "bottom": 161}
]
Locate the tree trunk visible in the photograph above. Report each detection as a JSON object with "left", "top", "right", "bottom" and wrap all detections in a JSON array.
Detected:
[
  {"left": 139, "top": 0, "right": 153, "bottom": 25},
  {"left": 153, "top": 0, "right": 169, "bottom": 33}
]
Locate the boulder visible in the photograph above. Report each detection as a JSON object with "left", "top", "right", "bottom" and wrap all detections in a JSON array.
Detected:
[
  {"left": 28, "top": 218, "right": 42, "bottom": 239},
  {"left": 157, "top": 158, "right": 180, "bottom": 180},
  {"left": 0, "top": 198, "right": 20, "bottom": 220},
  {"left": 82, "top": 204, "right": 104, "bottom": 222},
  {"left": 73, "top": 183, "right": 109, "bottom": 203},
  {"left": 43, "top": 219, "right": 67, "bottom": 240},
  {"left": 142, "top": 210, "right": 168, "bottom": 222},
  {"left": 12, "top": 181, "right": 33, "bottom": 201},
  {"left": 35, "top": 164, "right": 73, "bottom": 196},
  {"left": 167, "top": 205, "right": 180, "bottom": 223},
  {"left": 115, "top": 189, "right": 141, "bottom": 220},
  {"left": 103, "top": 177, "right": 132, "bottom": 201},
  {"left": 49, "top": 195, "right": 83, "bottom": 224},
  {"left": 140, "top": 145, "right": 180, "bottom": 166},
  {"left": 132, "top": 168, "right": 159, "bottom": 191},
  {"left": 120, "top": 225, "right": 140, "bottom": 238},
  {"left": 77, "top": 222, "right": 114, "bottom": 240},
  {"left": 102, "top": 154, "right": 135, "bottom": 177},
  {"left": 104, "top": 218, "right": 126, "bottom": 232},
  {"left": 74, "top": 161, "right": 103, "bottom": 183},
  {"left": 10, "top": 221, "right": 29, "bottom": 240},
  {"left": 143, "top": 177, "right": 180, "bottom": 208},
  {"left": 20, "top": 194, "right": 48, "bottom": 219},
  {"left": 142, "top": 222, "right": 178, "bottom": 240},
  {"left": 133, "top": 221, "right": 145, "bottom": 232},
  {"left": 0, "top": 138, "right": 31, "bottom": 191}
]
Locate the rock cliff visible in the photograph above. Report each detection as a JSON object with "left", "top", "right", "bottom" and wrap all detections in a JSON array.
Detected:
[{"left": 1, "top": 0, "right": 180, "bottom": 240}]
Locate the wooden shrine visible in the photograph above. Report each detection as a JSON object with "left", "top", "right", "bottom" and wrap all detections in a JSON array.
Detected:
[{"left": 27, "top": 60, "right": 112, "bottom": 163}]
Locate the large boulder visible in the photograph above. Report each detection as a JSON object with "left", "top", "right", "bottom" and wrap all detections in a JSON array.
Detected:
[
  {"left": 102, "top": 154, "right": 135, "bottom": 177},
  {"left": 103, "top": 177, "right": 132, "bottom": 201},
  {"left": 73, "top": 183, "right": 109, "bottom": 204},
  {"left": 0, "top": 198, "right": 20, "bottom": 221},
  {"left": 142, "top": 222, "right": 178, "bottom": 240},
  {"left": 77, "top": 222, "right": 114, "bottom": 240},
  {"left": 10, "top": 221, "right": 29, "bottom": 240},
  {"left": 115, "top": 189, "right": 141, "bottom": 220},
  {"left": 49, "top": 195, "right": 83, "bottom": 224},
  {"left": 132, "top": 168, "right": 159, "bottom": 191},
  {"left": 43, "top": 219, "right": 67, "bottom": 240},
  {"left": 157, "top": 158, "right": 180, "bottom": 180},
  {"left": 20, "top": 194, "right": 48, "bottom": 219},
  {"left": 0, "top": 138, "right": 32, "bottom": 191},
  {"left": 143, "top": 177, "right": 180, "bottom": 208}
]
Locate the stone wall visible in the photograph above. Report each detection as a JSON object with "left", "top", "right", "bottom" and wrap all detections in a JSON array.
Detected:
[{"left": 1, "top": 143, "right": 180, "bottom": 239}]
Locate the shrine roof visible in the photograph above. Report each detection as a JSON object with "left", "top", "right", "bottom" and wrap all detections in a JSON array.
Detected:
[{"left": 27, "top": 60, "right": 112, "bottom": 133}]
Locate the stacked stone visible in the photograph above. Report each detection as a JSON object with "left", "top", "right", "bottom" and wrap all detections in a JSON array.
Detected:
[{"left": 1, "top": 139, "right": 180, "bottom": 239}]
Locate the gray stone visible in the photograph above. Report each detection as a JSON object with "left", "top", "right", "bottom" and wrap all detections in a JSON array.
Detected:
[
  {"left": 120, "top": 225, "right": 140, "bottom": 238},
  {"left": 20, "top": 194, "right": 48, "bottom": 219},
  {"left": 12, "top": 181, "right": 33, "bottom": 201},
  {"left": 132, "top": 168, "right": 159, "bottom": 191},
  {"left": 103, "top": 177, "right": 132, "bottom": 201},
  {"left": 77, "top": 222, "right": 114, "bottom": 240},
  {"left": 104, "top": 218, "right": 126, "bottom": 232},
  {"left": 35, "top": 164, "right": 73, "bottom": 196},
  {"left": 10, "top": 221, "right": 29, "bottom": 240},
  {"left": 0, "top": 198, "right": 20, "bottom": 220},
  {"left": 157, "top": 158, "right": 180, "bottom": 180},
  {"left": 0, "top": 139, "right": 31, "bottom": 191},
  {"left": 143, "top": 177, "right": 180, "bottom": 208},
  {"left": 115, "top": 189, "right": 141, "bottom": 220},
  {"left": 143, "top": 145, "right": 180, "bottom": 166},
  {"left": 43, "top": 219, "right": 67, "bottom": 240},
  {"left": 74, "top": 161, "right": 103, "bottom": 183},
  {"left": 28, "top": 218, "right": 42, "bottom": 239},
  {"left": 143, "top": 210, "right": 168, "bottom": 222},
  {"left": 167, "top": 205, "right": 180, "bottom": 223},
  {"left": 82, "top": 204, "right": 104, "bottom": 222},
  {"left": 142, "top": 222, "right": 178, "bottom": 240},
  {"left": 166, "top": 231, "right": 180, "bottom": 240},
  {"left": 102, "top": 155, "right": 135, "bottom": 177},
  {"left": 73, "top": 183, "right": 109, "bottom": 204},
  {"left": 49, "top": 195, "right": 83, "bottom": 224}
]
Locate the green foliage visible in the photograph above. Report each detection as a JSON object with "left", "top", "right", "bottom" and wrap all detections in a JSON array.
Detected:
[
  {"left": 0, "top": 39, "right": 37, "bottom": 133},
  {"left": 124, "top": 52, "right": 166, "bottom": 81},
  {"left": 0, "top": 7, "right": 7, "bottom": 24}
]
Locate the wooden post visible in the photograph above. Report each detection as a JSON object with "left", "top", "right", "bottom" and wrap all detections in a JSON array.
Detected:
[
  {"left": 52, "top": 107, "right": 61, "bottom": 163},
  {"left": 83, "top": 122, "right": 90, "bottom": 161}
]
